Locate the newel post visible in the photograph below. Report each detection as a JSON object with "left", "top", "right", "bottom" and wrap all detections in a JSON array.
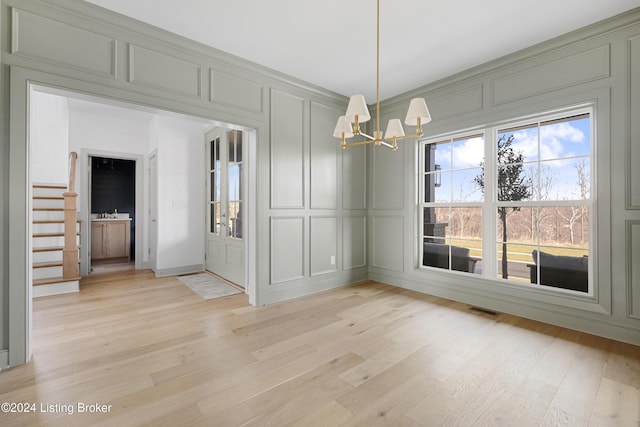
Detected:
[{"left": 63, "top": 152, "right": 79, "bottom": 279}]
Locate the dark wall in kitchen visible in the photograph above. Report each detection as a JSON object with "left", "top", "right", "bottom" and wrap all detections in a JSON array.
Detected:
[{"left": 91, "top": 157, "right": 135, "bottom": 259}]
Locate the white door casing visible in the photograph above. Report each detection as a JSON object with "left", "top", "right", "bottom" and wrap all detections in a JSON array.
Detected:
[{"left": 148, "top": 152, "right": 158, "bottom": 271}]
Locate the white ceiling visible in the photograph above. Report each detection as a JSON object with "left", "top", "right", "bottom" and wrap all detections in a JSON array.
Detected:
[{"left": 85, "top": 0, "right": 639, "bottom": 101}]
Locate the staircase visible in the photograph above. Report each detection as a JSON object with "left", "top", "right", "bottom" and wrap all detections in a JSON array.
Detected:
[{"left": 32, "top": 152, "right": 80, "bottom": 297}]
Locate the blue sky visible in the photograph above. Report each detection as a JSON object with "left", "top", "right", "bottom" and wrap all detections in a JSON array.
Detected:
[{"left": 429, "top": 116, "right": 591, "bottom": 203}]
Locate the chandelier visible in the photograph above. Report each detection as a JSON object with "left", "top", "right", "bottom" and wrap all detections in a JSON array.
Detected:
[{"left": 333, "top": 0, "right": 431, "bottom": 151}]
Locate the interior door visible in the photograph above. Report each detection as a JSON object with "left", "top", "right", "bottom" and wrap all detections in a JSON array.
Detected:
[{"left": 205, "top": 128, "right": 245, "bottom": 287}]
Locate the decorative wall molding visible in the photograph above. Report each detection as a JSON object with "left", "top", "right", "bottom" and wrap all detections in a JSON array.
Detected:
[
  {"left": 371, "top": 109, "right": 405, "bottom": 211},
  {"left": 210, "top": 69, "right": 263, "bottom": 113},
  {"left": 270, "top": 217, "right": 305, "bottom": 284},
  {"left": 342, "top": 145, "right": 367, "bottom": 210},
  {"left": 128, "top": 44, "right": 202, "bottom": 99},
  {"left": 270, "top": 89, "right": 306, "bottom": 209},
  {"left": 310, "top": 101, "right": 339, "bottom": 210},
  {"left": 371, "top": 215, "right": 404, "bottom": 272},
  {"left": 491, "top": 45, "right": 610, "bottom": 106},
  {"left": 310, "top": 216, "right": 338, "bottom": 276},
  {"left": 627, "top": 221, "right": 640, "bottom": 320},
  {"left": 628, "top": 35, "right": 640, "bottom": 209},
  {"left": 428, "top": 84, "right": 484, "bottom": 121},
  {"left": 11, "top": 7, "right": 117, "bottom": 78},
  {"left": 343, "top": 216, "right": 367, "bottom": 270}
]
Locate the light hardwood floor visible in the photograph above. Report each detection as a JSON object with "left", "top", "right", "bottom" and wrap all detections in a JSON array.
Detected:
[{"left": 1, "top": 269, "right": 639, "bottom": 426}]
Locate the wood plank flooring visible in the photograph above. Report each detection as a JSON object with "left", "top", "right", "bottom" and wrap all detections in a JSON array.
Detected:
[{"left": 1, "top": 269, "right": 639, "bottom": 426}]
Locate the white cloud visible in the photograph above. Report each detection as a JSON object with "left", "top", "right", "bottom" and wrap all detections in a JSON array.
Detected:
[
  {"left": 451, "top": 137, "right": 484, "bottom": 168},
  {"left": 541, "top": 122, "right": 585, "bottom": 143},
  {"left": 511, "top": 131, "right": 539, "bottom": 159},
  {"left": 507, "top": 122, "right": 586, "bottom": 161},
  {"left": 540, "top": 122, "right": 586, "bottom": 159}
]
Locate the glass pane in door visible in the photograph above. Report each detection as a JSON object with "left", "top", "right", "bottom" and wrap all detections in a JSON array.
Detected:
[
  {"left": 228, "top": 131, "right": 243, "bottom": 239},
  {"left": 210, "top": 137, "right": 221, "bottom": 235}
]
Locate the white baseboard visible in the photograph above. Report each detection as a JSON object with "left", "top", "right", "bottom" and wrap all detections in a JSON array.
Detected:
[
  {"left": 0, "top": 349, "right": 8, "bottom": 370},
  {"left": 33, "top": 280, "right": 79, "bottom": 297}
]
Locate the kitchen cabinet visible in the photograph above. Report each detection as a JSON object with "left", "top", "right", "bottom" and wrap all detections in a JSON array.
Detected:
[{"left": 91, "top": 220, "right": 130, "bottom": 261}]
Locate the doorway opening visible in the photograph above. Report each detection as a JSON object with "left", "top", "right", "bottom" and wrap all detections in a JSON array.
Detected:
[
  {"left": 9, "top": 76, "right": 260, "bottom": 368},
  {"left": 90, "top": 156, "right": 136, "bottom": 274}
]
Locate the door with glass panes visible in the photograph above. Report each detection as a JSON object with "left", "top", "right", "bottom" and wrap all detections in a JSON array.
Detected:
[{"left": 205, "top": 128, "right": 244, "bottom": 287}]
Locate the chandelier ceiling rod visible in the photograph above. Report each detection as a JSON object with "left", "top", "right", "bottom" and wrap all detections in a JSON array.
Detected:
[
  {"left": 333, "top": 0, "right": 432, "bottom": 151},
  {"left": 375, "top": 0, "right": 380, "bottom": 144}
]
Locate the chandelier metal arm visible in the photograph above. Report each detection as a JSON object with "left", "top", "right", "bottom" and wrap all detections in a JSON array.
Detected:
[
  {"left": 358, "top": 131, "right": 376, "bottom": 141},
  {"left": 339, "top": 130, "right": 424, "bottom": 151}
]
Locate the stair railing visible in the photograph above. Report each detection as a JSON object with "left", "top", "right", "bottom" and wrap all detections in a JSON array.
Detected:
[{"left": 63, "top": 152, "right": 79, "bottom": 279}]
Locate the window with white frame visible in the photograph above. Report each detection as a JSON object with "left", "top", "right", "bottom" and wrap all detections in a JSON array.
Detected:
[
  {"left": 419, "top": 106, "right": 593, "bottom": 294},
  {"left": 420, "top": 133, "right": 485, "bottom": 274}
]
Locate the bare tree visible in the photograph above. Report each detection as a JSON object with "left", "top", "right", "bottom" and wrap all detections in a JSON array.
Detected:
[
  {"left": 556, "top": 206, "right": 581, "bottom": 245},
  {"left": 475, "top": 135, "right": 532, "bottom": 278},
  {"left": 556, "top": 161, "right": 590, "bottom": 245},
  {"left": 452, "top": 178, "right": 482, "bottom": 239},
  {"left": 575, "top": 160, "right": 590, "bottom": 199},
  {"left": 575, "top": 160, "right": 589, "bottom": 244},
  {"left": 539, "top": 163, "right": 557, "bottom": 201},
  {"left": 526, "top": 163, "right": 556, "bottom": 241}
]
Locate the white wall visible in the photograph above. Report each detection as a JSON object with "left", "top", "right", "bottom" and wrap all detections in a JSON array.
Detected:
[
  {"left": 68, "top": 102, "right": 152, "bottom": 157},
  {"left": 30, "top": 91, "right": 69, "bottom": 185},
  {"left": 152, "top": 116, "right": 207, "bottom": 274}
]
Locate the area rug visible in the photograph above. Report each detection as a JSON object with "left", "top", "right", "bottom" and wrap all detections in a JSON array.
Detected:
[{"left": 177, "top": 273, "right": 242, "bottom": 300}]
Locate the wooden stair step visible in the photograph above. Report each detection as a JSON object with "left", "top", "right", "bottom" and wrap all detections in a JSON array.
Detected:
[
  {"left": 33, "top": 184, "right": 66, "bottom": 189},
  {"left": 33, "top": 246, "right": 63, "bottom": 252},
  {"left": 33, "top": 276, "right": 80, "bottom": 286},
  {"left": 33, "top": 261, "right": 63, "bottom": 269},
  {"left": 33, "top": 246, "right": 80, "bottom": 252},
  {"left": 33, "top": 220, "right": 82, "bottom": 224},
  {"left": 33, "top": 259, "right": 81, "bottom": 268},
  {"left": 33, "top": 207, "right": 64, "bottom": 212},
  {"left": 33, "top": 196, "right": 64, "bottom": 200},
  {"left": 33, "top": 232, "right": 80, "bottom": 238}
]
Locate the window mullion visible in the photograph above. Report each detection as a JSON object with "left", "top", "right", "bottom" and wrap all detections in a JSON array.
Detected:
[
  {"left": 418, "top": 141, "right": 425, "bottom": 268},
  {"left": 482, "top": 126, "right": 498, "bottom": 279}
]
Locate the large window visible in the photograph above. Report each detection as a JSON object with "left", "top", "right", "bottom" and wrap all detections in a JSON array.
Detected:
[
  {"left": 420, "top": 107, "right": 593, "bottom": 294},
  {"left": 421, "top": 134, "right": 485, "bottom": 274}
]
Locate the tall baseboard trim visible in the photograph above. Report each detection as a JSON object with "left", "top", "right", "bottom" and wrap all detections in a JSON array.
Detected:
[
  {"left": 259, "top": 268, "right": 368, "bottom": 306},
  {"left": 154, "top": 264, "right": 204, "bottom": 278},
  {"left": 0, "top": 349, "right": 8, "bottom": 370}
]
